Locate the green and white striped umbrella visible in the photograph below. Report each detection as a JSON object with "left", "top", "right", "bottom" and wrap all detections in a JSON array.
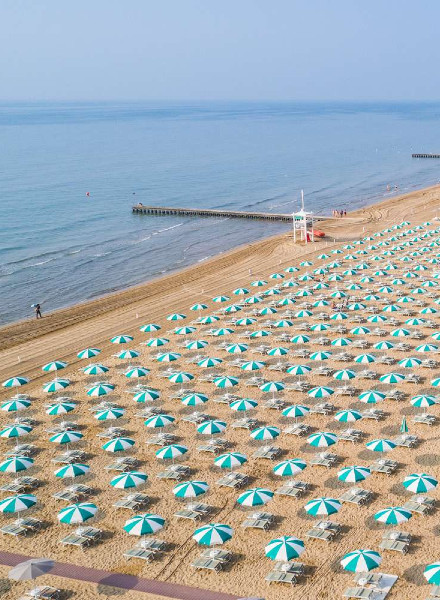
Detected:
[
  {"left": 251, "top": 279, "right": 267, "bottom": 286},
  {"left": 102, "top": 437, "right": 135, "bottom": 452},
  {"left": 145, "top": 337, "right": 170, "bottom": 348},
  {"left": 307, "top": 432, "right": 337, "bottom": 447},
  {"left": 282, "top": 404, "right": 310, "bottom": 419},
  {"left": 95, "top": 408, "right": 125, "bottom": 421},
  {"left": 308, "top": 386, "right": 334, "bottom": 398},
  {"left": 354, "top": 354, "right": 376, "bottom": 364},
  {"left": 250, "top": 426, "right": 280, "bottom": 441},
  {"left": 233, "top": 287, "right": 249, "bottom": 295},
  {"left": 212, "top": 327, "right": 234, "bottom": 336},
  {"left": 42, "top": 360, "right": 67, "bottom": 372},
  {"left": 236, "top": 317, "right": 257, "bottom": 326},
  {"left": 1, "top": 399, "right": 31, "bottom": 412},
  {"left": 174, "top": 326, "right": 196, "bottom": 335},
  {"left": 212, "top": 295, "right": 230, "bottom": 303},
  {"left": 338, "top": 466, "right": 370, "bottom": 483},
  {"left": 416, "top": 344, "right": 439, "bottom": 353},
  {"left": 173, "top": 480, "right": 209, "bottom": 498},
  {"left": 305, "top": 497, "right": 341, "bottom": 516},
  {"left": 333, "top": 369, "right": 356, "bottom": 381},
  {"left": 391, "top": 328, "right": 410, "bottom": 337},
  {"left": 77, "top": 347, "right": 101, "bottom": 359},
  {"left": 76, "top": 389, "right": 104, "bottom": 417},
  {"left": 291, "top": 334, "right": 310, "bottom": 344},
  {"left": 58, "top": 502, "right": 97, "bottom": 524},
  {"left": 265, "top": 536, "right": 305, "bottom": 561},
  {"left": 275, "top": 318, "right": 295, "bottom": 326},
  {"left": 43, "top": 379, "right": 70, "bottom": 392},
  {"left": 199, "top": 316, "right": 220, "bottom": 324},
  {"left": 214, "top": 376, "right": 239, "bottom": 388},
  {"left": 55, "top": 463, "right": 90, "bottom": 479},
  {"left": 49, "top": 431, "right": 83, "bottom": 444},
  {"left": 309, "top": 323, "right": 329, "bottom": 332},
  {"left": 226, "top": 343, "right": 248, "bottom": 354},
  {"left": 411, "top": 395, "right": 437, "bottom": 408},
  {"left": 351, "top": 326, "right": 370, "bottom": 336},
  {"left": 374, "top": 506, "right": 412, "bottom": 525},
  {"left": 237, "top": 487, "right": 274, "bottom": 507},
  {"left": 186, "top": 340, "right": 209, "bottom": 350},
  {"left": 230, "top": 398, "right": 258, "bottom": 412},
  {"left": 241, "top": 360, "right": 265, "bottom": 371},
  {"left": 267, "top": 347, "right": 289, "bottom": 356},
  {"left": 358, "top": 390, "right": 385, "bottom": 404},
  {"left": 46, "top": 402, "right": 76, "bottom": 416},
  {"left": 144, "top": 414, "right": 175, "bottom": 429},
  {"left": 181, "top": 393, "right": 209, "bottom": 406},
  {"left": 309, "top": 351, "right": 331, "bottom": 361},
  {"left": 400, "top": 417, "right": 408, "bottom": 433},
  {"left": 116, "top": 349, "right": 139, "bottom": 359},
  {"left": 125, "top": 367, "right": 149, "bottom": 378},
  {"left": 0, "top": 456, "right": 34, "bottom": 473},
  {"left": 367, "top": 315, "right": 387, "bottom": 323},
  {"left": 259, "top": 307, "right": 278, "bottom": 315},
  {"left": 260, "top": 381, "right": 284, "bottom": 393},
  {"left": 133, "top": 388, "right": 160, "bottom": 403},
  {"left": 398, "top": 357, "right": 422, "bottom": 368},
  {"left": 2, "top": 376, "right": 29, "bottom": 388},
  {"left": 191, "top": 303, "right": 208, "bottom": 311},
  {"left": 379, "top": 372, "right": 405, "bottom": 384},
  {"left": 198, "top": 357, "right": 223, "bottom": 368},
  {"left": 83, "top": 363, "right": 109, "bottom": 375},
  {"left": 156, "top": 352, "right": 180, "bottom": 363},
  {"left": 193, "top": 523, "right": 233, "bottom": 545},
  {"left": 110, "top": 335, "right": 133, "bottom": 344},
  {"left": 286, "top": 364, "right": 311, "bottom": 376},
  {"left": 214, "top": 452, "right": 247, "bottom": 470},
  {"left": 0, "top": 494, "right": 37, "bottom": 513},
  {"left": 197, "top": 420, "right": 226, "bottom": 435},
  {"left": 140, "top": 323, "right": 161, "bottom": 333},
  {"left": 273, "top": 459, "right": 307, "bottom": 477},
  {"left": 403, "top": 473, "right": 438, "bottom": 493},
  {"left": 168, "top": 372, "right": 194, "bottom": 384},
  {"left": 424, "top": 563, "right": 440, "bottom": 585},
  {"left": 341, "top": 549, "right": 382, "bottom": 573},
  {"left": 431, "top": 377, "right": 440, "bottom": 387},
  {"left": 110, "top": 471, "right": 148, "bottom": 489},
  {"left": 331, "top": 338, "right": 352, "bottom": 347},
  {"left": 331, "top": 312, "right": 348, "bottom": 321},
  {"left": 366, "top": 439, "right": 396, "bottom": 452},
  {"left": 334, "top": 409, "right": 362, "bottom": 423},
  {"left": 250, "top": 329, "right": 270, "bottom": 338},
  {"left": 155, "top": 444, "right": 188, "bottom": 460},
  {"left": 0, "top": 425, "right": 32, "bottom": 438}
]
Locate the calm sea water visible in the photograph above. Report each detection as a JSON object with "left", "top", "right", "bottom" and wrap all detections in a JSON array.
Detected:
[{"left": 1, "top": 101, "right": 440, "bottom": 325}]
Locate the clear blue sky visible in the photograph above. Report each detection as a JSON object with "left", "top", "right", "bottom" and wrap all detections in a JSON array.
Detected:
[{"left": 1, "top": 0, "right": 439, "bottom": 101}]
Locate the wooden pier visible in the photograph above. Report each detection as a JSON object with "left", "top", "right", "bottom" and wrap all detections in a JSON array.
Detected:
[{"left": 412, "top": 153, "right": 440, "bottom": 159}]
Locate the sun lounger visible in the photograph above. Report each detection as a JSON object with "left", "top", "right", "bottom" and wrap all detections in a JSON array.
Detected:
[
  {"left": 413, "top": 413, "right": 436, "bottom": 425},
  {"left": 157, "top": 465, "right": 190, "bottom": 480},
  {"left": 75, "top": 526, "right": 102, "bottom": 541},
  {"left": 1, "top": 522, "right": 28, "bottom": 536},
  {"left": 403, "top": 495, "right": 435, "bottom": 515},
  {"left": 252, "top": 445, "right": 282, "bottom": 460},
  {"left": 309, "top": 402, "right": 335, "bottom": 415},
  {"left": 369, "top": 459, "right": 397, "bottom": 475},
  {"left": 232, "top": 417, "right": 258, "bottom": 429},
  {"left": 216, "top": 472, "right": 249, "bottom": 488},
  {"left": 360, "top": 408, "right": 385, "bottom": 420},
  {"left": 275, "top": 480, "right": 309, "bottom": 497},
  {"left": 113, "top": 493, "right": 150, "bottom": 510},
  {"left": 182, "top": 412, "right": 210, "bottom": 424},
  {"left": 201, "top": 548, "right": 232, "bottom": 562},
  {"left": 60, "top": 533, "right": 90, "bottom": 549},
  {"left": 337, "top": 428, "right": 363, "bottom": 443},
  {"left": 19, "top": 517, "right": 42, "bottom": 531},
  {"left": 392, "top": 434, "right": 418, "bottom": 447},
  {"left": 146, "top": 433, "right": 177, "bottom": 446},
  {"left": 0, "top": 476, "right": 39, "bottom": 493},
  {"left": 339, "top": 487, "right": 372, "bottom": 505},
  {"left": 105, "top": 457, "right": 140, "bottom": 472},
  {"left": 382, "top": 530, "right": 411, "bottom": 543},
  {"left": 428, "top": 585, "right": 440, "bottom": 599},
  {"left": 379, "top": 538, "right": 409, "bottom": 553},
  {"left": 262, "top": 398, "right": 286, "bottom": 410},
  {"left": 343, "top": 587, "right": 377, "bottom": 599},
  {"left": 284, "top": 423, "right": 310, "bottom": 436},
  {"left": 242, "top": 512, "right": 274, "bottom": 530},
  {"left": 25, "top": 585, "right": 60, "bottom": 599},
  {"left": 191, "top": 557, "right": 224, "bottom": 571},
  {"left": 265, "top": 571, "right": 297, "bottom": 585},
  {"left": 310, "top": 452, "right": 338, "bottom": 468},
  {"left": 305, "top": 527, "right": 335, "bottom": 541},
  {"left": 124, "top": 547, "right": 156, "bottom": 561},
  {"left": 174, "top": 509, "right": 204, "bottom": 520},
  {"left": 4, "top": 444, "right": 37, "bottom": 457}
]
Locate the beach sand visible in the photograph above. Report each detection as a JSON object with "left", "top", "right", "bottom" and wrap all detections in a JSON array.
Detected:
[{"left": 1, "top": 184, "right": 440, "bottom": 600}]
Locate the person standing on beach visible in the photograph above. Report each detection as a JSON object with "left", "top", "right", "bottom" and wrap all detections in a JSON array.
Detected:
[{"left": 35, "top": 304, "right": 42, "bottom": 319}]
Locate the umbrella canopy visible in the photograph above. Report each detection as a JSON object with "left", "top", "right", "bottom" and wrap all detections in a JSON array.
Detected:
[
  {"left": 379, "top": 372, "right": 405, "bottom": 384},
  {"left": 1, "top": 398, "right": 31, "bottom": 412},
  {"left": 197, "top": 420, "right": 227, "bottom": 435},
  {"left": 241, "top": 360, "right": 265, "bottom": 371},
  {"left": 133, "top": 389, "right": 160, "bottom": 403},
  {"left": 140, "top": 323, "right": 161, "bottom": 333},
  {"left": 0, "top": 494, "right": 37, "bottom": 513},
  {"left": 410, "top": 395, "right": 437, "bottom": 408},
  {"left": 110, "top": 471, "right": 148, "bottom": 489},
  {"left": 305, "top": 497, "right": 341, "bottom": 516},
  {"left": 0, "top": 456, "right": 34, "bottom": 473},
  {"left": 155, "top": 444, "right": 188, "bottom": 460},
  {"left": 83, "top": 363, "right": 109, "bottom": 375},
  {"left": 424, "top": 563, "right": 440, "bottom": 585},
  {"left": 116, "top": 350, "right": 139, "bottom": 359},
  {"left": 182, "top": 393, "right": 209, "bottom": 406},
  {"left": 110, "top": 335, "right": 134, "bottom": 344},
  {"left": 77, "top": 348, "right": 101, "bottom": 359},
  {"left": 186, "top": 340, "right": 209, "bottom": 350},
  {"left": 250, "top": 426, "right": 280, "bottom": 441},
  {"left": 226, "top": 343, "right": 248, "bottom": 354},
  {"left": 354, "top": 354, "right": 376, "bottom": 364},
  {"left": 144, "top": 414, "right": 175, "bottom": 429},
  {"left": 268, "top": 347, "right": 289, "bottom": 356},
  {"left": 282, "top": 404, "right": 310, "bottom": 419},
  {"left": 374, "top": 506, "right": 412, "bottom": 525},
  {"left": 286, "top": 364, "right": 311, "bottom": 376},
  {"left": 173, "top": 480, "right": 209, "bottom": 498},
  {"left": 309, "top": 351, "right": 331, "bottom": 361},
  {"left": 333, "top": 369, "right": 356, "bottom": 381},
  {"left": 308, "top": 386, "right": 334, "bottom": 399},
  {"left": 338, "top": 466, "right": 370, "bottom": 483},
  {"left": 198, "top": 357, "right": 223, "bottom": 368},
  {"left": 8, "top": 558, "right": 54, "bottom": 581},
  {"left": 42, "top": 360, "right": 67, "bottom": 372},
  {"left": 124, "top": 513, "right": 165, "bottom": 535},
  {"left": 273, "top": 458, "right": 306, "bottom": 477},
  {"left": 43, "top": 379, "right": 70, "bottom": 393},
  {"left": 403, "top": 473, "right": 438, "bottom": 493},
  {"left": 230, "top": 398, "right": 258, "bottom": 412},
  {"left": 214, "top": 376, "right": 239, "bottom": 388},
  {"left": 95, "top": 408, "right": 124, "bottom": 421},
  {"left": 58, "top": 502, "right": 97, "bottom": 524},
  {"left": 49, "top": 431, "right": 83, "bottom": 444},
  {"left": 341, "top": 549, "right": 382, "bottom": 573},
  {"left": 358, "top": 390, "right": 385, "bottom": 404},
  {"left": 0, "top": 424, "right": 32, "bottom": 438},
  {"left": 214, "top": 452, "right": 247, "bottom": 470},
  {"left": 168, "top": 372, "right": 194, "bottom": 384},
  {"left": 366, "top": 439, "right": 396, "bottom": 452},
  {"left": 174, "top": 326, "right": 196, "bottom": 335},
  {"left": 102, "top": 437, "right": 135, "bottom": 452},
  {"left": 237, "top": 487, "right": 274, "bottom": 507},
  {"left": 334, "top": 409, "right": 362, "bottom": 423},
  {"left": 125, "top": 367, "right": 149, "bottom": 378},
  {"left": 87, "top": 383, "right": 115, "bottom": 397},
  {"left": 2, "top": 376, "right": 29, "bottom": 388},
  {"left": 307, "top": 432, "right": 337, "bottom": 447},
  {"left": 260, "top": 381, "right": 285, "bottom": 393},
  {"left": 55, "top": 463, "right": 90, "bottom": 479},
  {"left": 156, "top": 352, "right": 180, "bottom": 362},
  {"left": 265, "top": 536, "right": 305, "bottom": 561},
  {"left": 193, "top": 523, "right": 233, "bottom": 545}
]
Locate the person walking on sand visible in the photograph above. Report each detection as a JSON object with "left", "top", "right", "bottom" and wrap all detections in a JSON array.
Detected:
[{"left": 35, "top": 304, "right": 42, "bottom": 319}]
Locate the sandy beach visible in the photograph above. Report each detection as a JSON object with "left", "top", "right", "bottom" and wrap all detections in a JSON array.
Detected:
[{"left": 1, "top": 183, "right": 440, "bottom": 600}]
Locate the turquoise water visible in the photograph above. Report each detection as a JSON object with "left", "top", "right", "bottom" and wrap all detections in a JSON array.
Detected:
[{"left": 1, "top": 101, "right": 440, "bottom": 324}]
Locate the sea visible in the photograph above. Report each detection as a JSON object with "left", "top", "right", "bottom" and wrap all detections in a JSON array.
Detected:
[{"left": 1, "top": 101, "right": 440, "bottom": 325}]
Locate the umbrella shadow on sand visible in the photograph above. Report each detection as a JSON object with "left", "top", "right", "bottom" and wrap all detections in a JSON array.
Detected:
[
  {"left": 415, "top": 453, "right": 440, "bottom": 467},
  {"left": 402, "top": 564, "right": 426, "bottom": 586},
  {"left": 0, "top": 579, "right": 12, "bottom": 595}
]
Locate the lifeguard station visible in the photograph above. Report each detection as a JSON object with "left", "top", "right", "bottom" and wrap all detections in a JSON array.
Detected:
[{"left": 292, "top": 191, "right": 315, "bottom": 244}]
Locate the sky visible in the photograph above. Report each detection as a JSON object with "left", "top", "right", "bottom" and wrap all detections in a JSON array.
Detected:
[{"left": 1, "top": 0, "right": 439, "bottom": 101}]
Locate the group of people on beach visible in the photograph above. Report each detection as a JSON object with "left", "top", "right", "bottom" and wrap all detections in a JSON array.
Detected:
[{"left": 332, "top": 209, "right": 347, "bottom": 217}]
